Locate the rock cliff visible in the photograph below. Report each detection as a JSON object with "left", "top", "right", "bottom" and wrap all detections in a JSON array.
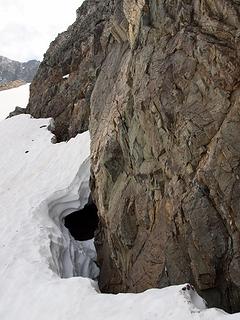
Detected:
[{"left": 27, "top": 0, "right": 240, "bottom": 313}]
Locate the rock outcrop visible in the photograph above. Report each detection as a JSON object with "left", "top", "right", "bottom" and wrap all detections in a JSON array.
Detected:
[
  {"left": 26, "top": 0, "right": 113, "bottom": 141},
  {"left": 27, "top": 0, "right": 240, "bottom": 313},
  {"left": 0, "top": 56, "right": 40, "bottom": 84}
]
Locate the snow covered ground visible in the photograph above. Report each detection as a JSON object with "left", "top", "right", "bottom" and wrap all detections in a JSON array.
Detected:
[
  {"left": 0, "top": 83, "right": 30, "bottom": 120},
  {"left": 0, "top": 114, "right": 239, "bottom": 319}
]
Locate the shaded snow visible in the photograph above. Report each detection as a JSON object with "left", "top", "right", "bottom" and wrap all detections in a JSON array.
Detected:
[
  {"left": 0, "top": 83, "right": 30, "bottom": 120},
  {"left": 0, "top": 114, "right": 239, "bottom": 320}
]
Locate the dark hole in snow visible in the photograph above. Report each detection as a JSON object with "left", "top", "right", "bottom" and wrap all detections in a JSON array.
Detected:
[
  {"left": 64, "top": 201, "right": 99, "bottom": 241},
  {"left": 25, "top": 150, "right": 29, "bottom": 154}
]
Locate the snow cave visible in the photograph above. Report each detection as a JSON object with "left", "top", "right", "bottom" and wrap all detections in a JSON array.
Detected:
[{"left": 64, "top": 200, "right": 99, "bottom": 241}]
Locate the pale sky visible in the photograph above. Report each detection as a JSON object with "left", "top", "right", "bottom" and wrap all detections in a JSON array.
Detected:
[{"left": 0, "top": 0, "right": 83, "bottom": 62}]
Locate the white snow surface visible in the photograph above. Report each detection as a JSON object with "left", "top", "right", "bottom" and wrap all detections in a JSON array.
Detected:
[
  {"left": 0, "top": 83, "right": 30, "bottom": 120},
  {"left": 62, "top": 74, "right": 69, "bottom": 79},
  {"left": 0, "top": 114, "right": 239, "bottom": 320}
]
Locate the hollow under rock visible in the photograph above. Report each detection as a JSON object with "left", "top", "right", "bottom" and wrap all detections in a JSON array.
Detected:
[{"left": 64, "top": 200, "right": 99, "bottom": 241}]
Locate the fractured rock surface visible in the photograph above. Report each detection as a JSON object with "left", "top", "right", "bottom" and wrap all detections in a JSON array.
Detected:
[{"left": 27, "top": 0, "right": 240, "bottom": 312}]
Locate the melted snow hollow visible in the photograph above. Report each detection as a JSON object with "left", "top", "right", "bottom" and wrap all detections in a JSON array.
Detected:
[{"left": 0, "top": 114, "right": 239, "bottom": 320}]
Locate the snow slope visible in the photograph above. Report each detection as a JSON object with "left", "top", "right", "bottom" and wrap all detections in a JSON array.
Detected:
[
  {"left": 0, "top": 114, "right": 239, "bottom": 320},
  {"left": 0, "top": 83, "right": 30, "bottom": 120}
]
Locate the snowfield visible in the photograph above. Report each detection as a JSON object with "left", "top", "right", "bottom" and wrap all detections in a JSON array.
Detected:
[
  {"left": 0, "top": 114, "right": 239, "bottom": 319},
  {"left": 0, "top": 83, "right": 30, "bottom": 120}
]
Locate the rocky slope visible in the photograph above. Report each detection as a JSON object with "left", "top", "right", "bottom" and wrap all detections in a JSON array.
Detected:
[
  {"left": 27, "top": 0, "right": 240, "bottom": 313},
  {"left": 0, "top": 80, "right": 26, "bottom": 91},
  {"left": 0, "top": 56, "right": 40, "bottom": 85}
]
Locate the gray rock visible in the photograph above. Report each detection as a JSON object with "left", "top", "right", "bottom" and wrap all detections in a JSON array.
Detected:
[{"left": 8, "top": 107, "right": 26, "bottom": 118}]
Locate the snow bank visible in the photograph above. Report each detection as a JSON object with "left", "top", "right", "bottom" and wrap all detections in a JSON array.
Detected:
[
  {"left": 0, "top": 115, "right": 239, "bottom": 320},
  {"left": 0, "top": 83, "right": 30, "bottom": 120}
]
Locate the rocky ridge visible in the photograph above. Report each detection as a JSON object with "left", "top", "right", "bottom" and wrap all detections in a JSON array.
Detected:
[
  {"left": 27, "top": 0, "right": 240, "bottom": 313},
  {"left": 0, "top": 56, "right": 40, "bottom": 85}
]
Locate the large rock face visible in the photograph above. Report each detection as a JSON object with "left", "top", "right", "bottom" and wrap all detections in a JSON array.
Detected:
[
  {"left": 0, "top": 56, "right": 40, "bottom": 84},
  {"left": 27, "top": 0, "right": 240, "bottom": 313}
]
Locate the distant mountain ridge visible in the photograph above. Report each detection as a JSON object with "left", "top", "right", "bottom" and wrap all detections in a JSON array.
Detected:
[{"left": 0, "top": 56, "right": 40, "bottom": 85}]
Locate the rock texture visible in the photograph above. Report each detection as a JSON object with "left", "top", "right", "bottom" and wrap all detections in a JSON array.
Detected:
[
  {"left": 0, "top": 56, "right": 40, "bottom": 84},
  {"left": 27, "top": 0, "right": 240, "bottom": 313}
]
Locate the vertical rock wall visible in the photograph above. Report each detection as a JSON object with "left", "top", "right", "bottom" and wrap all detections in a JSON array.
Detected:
[{"left": 90, "top": 0, "right": 240, "bottom": 312}]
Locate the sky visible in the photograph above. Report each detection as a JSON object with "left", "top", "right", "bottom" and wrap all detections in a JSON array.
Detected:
[{"left": 0, "top": 0, "right": 83, "bottom": 62}]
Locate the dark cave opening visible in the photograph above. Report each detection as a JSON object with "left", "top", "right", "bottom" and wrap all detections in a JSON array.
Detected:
[{"left": 64, "top": 200, "right": 99, "bottom": 241}]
